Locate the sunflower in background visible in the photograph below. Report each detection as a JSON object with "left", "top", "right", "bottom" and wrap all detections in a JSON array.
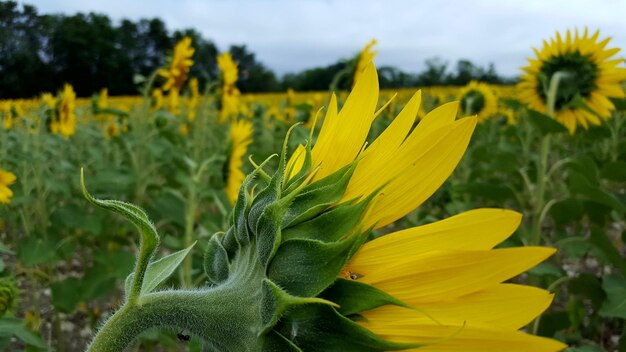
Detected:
[
  {"left": 0, "top": 169, "right": 17, "bottom": 204},
  {"left": 218, "top": 52, "right": 241, "bottom": 122},
  {"left": 353, "top": 39, "right": 378, "bottom": 88},
  {"left": 55, "top": 83, "right": 76, "bottom": 138},
  {"left": 225, "top": 119, "right": 253, "bottom": 204},
  {"left": 159, "top": 37, "right": 194, "bottom": 92},
  {"left": 459, "top": 81, "right": 498, "bottom": 121},
  {"left": 518, "top": 29, "right": 626, "bottom": 133}
]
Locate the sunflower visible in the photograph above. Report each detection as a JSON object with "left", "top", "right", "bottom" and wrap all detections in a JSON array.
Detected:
[
  {"left": 217, "top": 52, "right": 241, "bottom": 122},
  {"left": 58, "top": 84, "right": 76, "bottom": 138},
  {"left": 0, "top": 168, "right": 17, "bottom": 204},
  {"left": 519, "top": 29, "right": 626, "bottom": 133},
  {"left": 225, "top": 119, "right": 253, "bottom": 205},
  {"left": 282, "top": 63, "right": 566, "bottom": 351},
  {"left": 353, "top": 39, "right": 378, "bottom": 88},
  {"left": 159, "top": 37, "right": 194, "bottom": 92},
  {"left": 458, "top": 81, "right": 498, "bottom": 121}
]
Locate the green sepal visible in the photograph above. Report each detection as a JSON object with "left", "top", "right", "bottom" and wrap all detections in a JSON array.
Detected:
[
  {"left": 282, "top": 198, "right": 370, "bottom": 243},
  {"left": 234, "top": 155, "right": 276, "bottom": 246},
  {"left": 262, "top": 330, "right": 303, "bottom": 352},
  {"left": 260, "top": 279, "right": 337, "bottom": 333},
  {"left": 322, "top": 278, "right": 410, "bottom": 316},
  {"left": 204, "top": 233, "right": 230, "bottom": 284},
  {"left": 275, "top": 304, "right": 417, "bottom": 351},
  {"left": 268, "top": 234, "right": 367, "bottom": 297},
  {"left": 255, "top": 201, "right": 288, "bottom": 266},
  {"left": 282, "top": 161, "right": 357, "bottom": 228},
  {"left": 125, "top": 241, "right": 196, "bottom": 297},
  {"left": 221, "top": 227, "right": 239, "bottom": 258}
]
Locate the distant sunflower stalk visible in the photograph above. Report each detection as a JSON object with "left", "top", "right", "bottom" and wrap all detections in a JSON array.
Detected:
[
  {"left": 0, "top": 168, "right": 17, "bottom": 205},
  {"left": 519, "top": 28, "right": 626, "bottom": 133},
  {"left": 225, "top": 119, "right": 253, "bottom": 205},
  {"left": 218, "top": 52, "right": 241, "bottom": 122},
  {"left": 85, "top": 63, "right": 565, "bottom": 352},
  {"left": 459, "top": 81, "right": 498, "bottom": 121}
]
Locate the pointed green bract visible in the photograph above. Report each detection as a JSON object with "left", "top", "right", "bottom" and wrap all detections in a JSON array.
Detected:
[{"left": 204, "top": 234, "right": 230, "bottom": 284}]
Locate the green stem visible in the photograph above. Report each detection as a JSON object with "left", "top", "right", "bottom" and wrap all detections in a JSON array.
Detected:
[{"left": 181, "top": 184, "right": 197, "bottom": 288}]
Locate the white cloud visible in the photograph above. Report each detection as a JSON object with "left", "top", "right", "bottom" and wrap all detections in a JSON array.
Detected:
[{"left": 26, "top": 0, "right": 626, "bottom": 76}]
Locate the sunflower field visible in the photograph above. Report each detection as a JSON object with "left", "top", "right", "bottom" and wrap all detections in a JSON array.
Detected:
[{"left": 1, "top": 12, "right": 626, "bottom": 352}]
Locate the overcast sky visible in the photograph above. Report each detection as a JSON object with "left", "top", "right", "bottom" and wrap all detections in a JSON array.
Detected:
[{"left": 23, "top": 0, "right": 626, "bottom": 77}]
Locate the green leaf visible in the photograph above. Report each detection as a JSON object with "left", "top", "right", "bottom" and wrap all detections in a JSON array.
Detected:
[
  {"left": 499, "top": 98, "right": 525, "bottom": 110},
  {"left": 567, "top": 274, "right": 606, "bottom": 309},
  {"left": 16, "top": 237, "right": 58, "bottom": 267},
  {"left": 550, "top": 198, "right": 584, "bottom": 226},
  {"left": 588, "top": 228, "right": 626, "bottom": 275},
  {"left": 569, "top": 172, "right": 625, "bottom": 213},
  {"left": 609, "top": 97, "right": 626, "bottom": 111},
  {"left": 282, "top": 200, "right": 369, "bottom": 242},
  {"left": 527, "top": 109, "right": 568, "bottom": 134},
  {"left": 51, "top": 278, "right": 82, "bottom": 313},
  {"left": 282, "top": 162, "right": 357, "bottom": 227},
  {"left": 599, "top": 274, "right": 626, "bottom": 319},
  {"left": 125, "top": 242, "right": 196, "bottom": 296},
  {"left": 600, "top": 161, "right": 626, "bottom": 182},
  {"left": 322, "top": 278, "right": 409, "bottom": 316},
  {"left": 275, "top": 304, "right": 415, "bottom": 351},
  {"left": 0, "top": 317, "right": 46, "bottom": 348},
  {"left": 268, "top": 235, "right": 366, "bottom": 297}
]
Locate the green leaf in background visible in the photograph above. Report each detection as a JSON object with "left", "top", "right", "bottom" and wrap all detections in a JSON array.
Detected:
[
  {"left": 0, "top": 317, "right": 46, "bottom": 348},
  {"left": 569, "top": 172, "right": 625, "bottom": 213},
  {"left": 16, "top": 237, "right": 58, "bottom": 267},
  {"left": 527, "top": 109, "right": 568, "bottom": 134},
  {"left": 609, "top": 97, "right": 626, "bottom": 111},
  {"left": 599, "top": 274, "right": 626, "bottom": 319},
  {"left": 588, "top": 228, "right": 626, "bottom": 275},
  {"left": 600, "top": 161, "right": 626, "bottom": 183},
  {"left": 550, "top": 198, "right": 584, "bottom": 226},
  {"left": 125, "top": 242, "right": 196, "bottom": 296},
  {"left": 567, "top": 274, "right": 606, "bottom": 309},
  {"left": 51, "top": 277, "right": 83, "bottom": 313}
]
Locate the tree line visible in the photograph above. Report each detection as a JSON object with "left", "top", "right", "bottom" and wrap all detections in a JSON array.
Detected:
[{"left": 0, "top": 1, "right": 514, "bottom": 99}]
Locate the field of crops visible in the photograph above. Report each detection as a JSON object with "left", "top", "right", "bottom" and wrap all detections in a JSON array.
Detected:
[{"left": 1, "top": 27, "right": 626, "bottom": 352}]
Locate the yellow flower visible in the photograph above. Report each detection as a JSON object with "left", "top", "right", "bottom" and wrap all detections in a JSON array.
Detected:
[
  {"left": 459, "top": 81, "right": 498, "bottom": 121},
  {"left": 179, "top": 122, "right": 189, "bottom": 135},
  {"left": 152, "top": 89, "right": 164, "bottom": 110},
  {"left": 98, "top": 88, "right": 109, "bottom": 109},
  {"left": 187, "top": 78, "right": 200, "bottom": 121},
  {"left": 353, "top": 39, "right": 378, "bottom": 88},
  {"left": 104, "top": 121, "right": 120, "bottom": 138},
  {"left": 1, "top": 103, "right": 12, "bottom": 129},
  {"left": 159, "top": 37, "right": 194, "bottom": 91},
  {"left": 167, "top": 88, "right": 180, "bottom": 115},
  {"left": 217, "top": 52, "right": 238, "bottom": 87},
  {"left": 225, "top": 119, "right": 253, "bottom": 205},
  {"left": 218, "top": 52, "right": 241, "bottom": 122},
  {"left": 41, "top": 93, "right": 56, "bottom": 109},
  {"left": 58, "top": 84, "right": 76, "bottom": 138},
  {"left": 0, "top": 169, "right": 17, "bottom": 204},
  {"left": 287, "top": 63, "right": 566, "bottom": 351},
  {"left": 519, "top": 28, "right": 626, "bottom": 133}
]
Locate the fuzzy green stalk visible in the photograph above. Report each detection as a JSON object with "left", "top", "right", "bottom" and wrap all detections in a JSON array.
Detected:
[
  {"left": 529, "top": 71, "right": 565, "bottom": 246},
  {"left": 88, "top": 245, "right": 265, "bottom": 352}
]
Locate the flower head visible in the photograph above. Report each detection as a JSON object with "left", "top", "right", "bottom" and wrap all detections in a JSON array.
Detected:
[
  {"left": 0, "top": 169, "right": 17, "bottom": 204},
  {"left": 58, "top": 84, "right": 76, "bottom": 138},
  {"left": 225, "top": 119, "right": 253, "bottom": 205},
  {"left": 519, "top": 29, "right": 626, "bottom": 133},
  {"left": 159, "top": 37, "right": 195, "bottom": 91},
  {"left": 459, "top": 81, "right": 498, "bottom": 121}
]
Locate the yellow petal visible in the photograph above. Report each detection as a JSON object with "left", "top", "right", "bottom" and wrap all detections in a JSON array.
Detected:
[
  {"left": 311, "top": 62, "right": 379, "bottom": 180},
  {"left": 368, "top": 323, "right": 567, "bottom": 352},
  {"left": 362, "top": 284, "right": 553, "bottom": 330},
  {"left": 349, "top": 208, "right": 522, "bottom": 272},
  {"left": 353, "top": 247, "right": 555, "bottom": 303}
]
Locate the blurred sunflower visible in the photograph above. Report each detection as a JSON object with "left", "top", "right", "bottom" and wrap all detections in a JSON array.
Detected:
[
  {"left": 218, "top": 52, "right": 241, "bottom": 122},
  {"left": 459, "top": 81, "right": 498, "bottom": 121},
  {"left": 225, "top": 119, "right": 253, "bottom": 205},
  {"left": 159, "top": 37, "right": 195, "bottom": 92},
  {"left": 0, "top": 168, "right": 17, "bottom": 204},
  {"left": 519, "top": 29, "right": 626, "bottom": 133},
  {"left": 57, "top": 84, "right": 76, "bottom": 138}
]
